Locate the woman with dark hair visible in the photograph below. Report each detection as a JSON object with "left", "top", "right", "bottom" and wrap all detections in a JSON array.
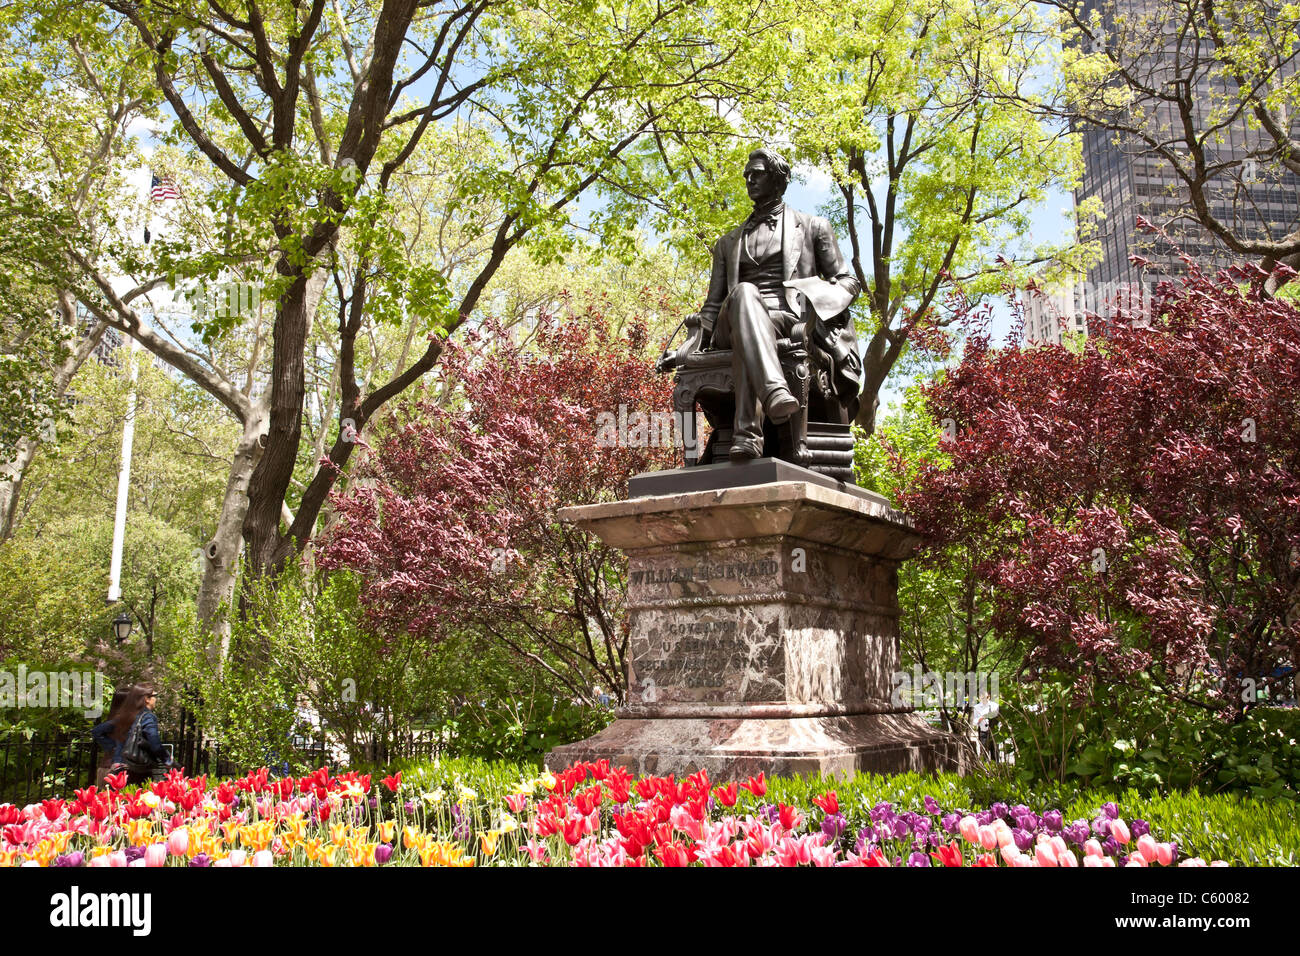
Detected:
[
  {"left": 114, "top": 685, "right": 173, "bottom": 784},
  {"left": 91, "top": 685, "right": 131, "bottom": 785}
]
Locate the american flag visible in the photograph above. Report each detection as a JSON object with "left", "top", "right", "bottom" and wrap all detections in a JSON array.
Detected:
[{"left": 150, "top": 173, "right": 180, "bottom": 202}]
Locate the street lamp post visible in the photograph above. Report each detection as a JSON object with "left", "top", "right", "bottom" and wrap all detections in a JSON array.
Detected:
[{"left": 112, "top": 611, "right": 134, "bottom": 643}]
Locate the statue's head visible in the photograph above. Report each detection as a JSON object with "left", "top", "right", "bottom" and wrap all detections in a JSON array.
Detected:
[{"left": 743, "top": 147, "right": 791, "bottom": 204}]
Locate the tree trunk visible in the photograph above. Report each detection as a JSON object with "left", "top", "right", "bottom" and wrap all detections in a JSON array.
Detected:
[
  {"left": 242, "top": 266, "right": 328, "bottom": 579},
  {"left": 196, "top": 404, "right": 269, "bottom": 665}
]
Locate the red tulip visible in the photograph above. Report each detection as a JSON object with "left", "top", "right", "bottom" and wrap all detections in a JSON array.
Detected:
[
  {"left": 563, "top": 814, "right": 585, "bottom": 846},
  {"left": 739, "top": 772, "right": 766, "bottom": 797},
  {"left": 930, "top": 840, "right": 963, "bottom": 867},
  {"left": 713, "top": 783, "right": 739, "bottom": 807},
  {"left": 811, "top": 791, "right": 839, "bottom": 816},
  {"left": 105, "top": 771, "right": 128, "bottom": 791},
  {"left": 381, "top": 773, "right": 402, "bottom": 793}
]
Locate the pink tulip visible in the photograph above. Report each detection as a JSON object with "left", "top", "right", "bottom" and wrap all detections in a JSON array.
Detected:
[
  {"left": 88, "top": 855, "right": 111, "bottom": 868},
  {"left": 1101, "top": 857, "right": 1116, "bottom": 867},
  {"left": 129, "top": 859, "right": 146, "bottom": 867},
  {"left": 1156, "top": 843, "right": 1174, "bottom": 866},
  {"left": 1000, "top": 843, "right": 1021, "bottom": 865},
  {"left": 978, "top": 825, "right": 998, "bottom": 850},
  {"left": 1110, "top": 818, "right": 1131, "bottom": 845},
  {"left": 145, "top": 843, "right": 168, "bottom": 867},
  {"left": 1049, "top": 836, "right": 1069, "bottom": 859},
  {"left": 1137, "top": 834, "right": 1158, "bottom": 863},
  {"left": 1058, "top": 849, "right": 1079, "bottom": 867},
  {"left": 1210, "top": 861, "right": 1229, "bottom": 867},
  {"left": 108, "top": 850, "right": 127, "bottom": 868},
  {"left": 1082, "top": 855, "right": 1104, "bottom": 867},
  {"left": 958, "top": 816, "right": 979, "bottom": 843},
  {"left": 1083, "top": 839, "right": 1104, "bottom": 857},
  {"left": 1125, "top": 855, "right": 1147, "bottom": 867},
  {"left": 996, "top": 825, "right": 1015, "bottom": 849},
  {"left": 228, "top": 849, "right": 247, "bottom": 867},
  {"left": 167, "top": 828, "right": 189, "bottom": 857},
  {"left": 213, "top": 858, "right": 232, "bottom": 867},
  {"left": 1035, "top": 843, "right": 1058, "bottom": 867},
  {"left": 252, "top": 849, "right": 274, "bottom": 868},
  {"left": 1012, "top": 854, "right": 1035, "bottom": 867},
  {"left": 1179, "top": 857, "right": 1206, "bottom": 867}
]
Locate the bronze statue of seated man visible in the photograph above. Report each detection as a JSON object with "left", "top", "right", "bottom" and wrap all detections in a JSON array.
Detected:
[{"left": 691, "top": 147, "right": 863, "bottom": 462}]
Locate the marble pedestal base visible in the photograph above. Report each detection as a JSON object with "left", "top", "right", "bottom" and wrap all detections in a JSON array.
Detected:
[{"left": 545, "top": 466, "right": 965, "bottom": 780}]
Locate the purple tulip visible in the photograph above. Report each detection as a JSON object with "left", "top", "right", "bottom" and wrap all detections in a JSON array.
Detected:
[
  {"left": 54, "top": 852, "right": 84, "bottom": 867},
  {"left": 189, "top": 854, "right": 212, "bottom": 867},
  {"left": 923, "top": 795, "right": 941, "bottom": 815},
  {"left": 1013, "top": 828, "right": 1034, "bottom": 851},
  {"left": 125, "top": 846, "right": 146, "bottom": 863},
  {"left": 1102, "top": 837, "right": 1119, "bottom": 856},
  {"left": 404, "top": 800, "right": 416, "bottom": 815},
  {"left": 1131, "top": 819, "right": 1150, "bottom": 838},
  {"left": 907, "top": 851, "right": 930, "bottom": 867},
  {"left": 941, "top": 812, "right": 960, "bottom": 834},
  {"left": 990, "top": 802, "right": 1009, "bottom": 820},
  {"left": 1042, "top": 809, "right": 1063, "bottom": 831},
  {"left": 1102, "top": 802, "right": 1119, "bottom": 819},
  {"left": 1064, "top": 822, "right": 1090, "bottom": 845},
  {"left": 891, "top": 818, "right": 911, "bottom": 840},
  {"left": 821, "top": 813, "right": 847, "bottom": 842},
  {"left": 376, "top": 843, "right": 394, "bottom": 864}
]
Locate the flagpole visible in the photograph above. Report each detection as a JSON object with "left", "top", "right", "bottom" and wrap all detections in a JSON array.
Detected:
[
  {"left": 106, "top": 334, "right": 140, "bottom": 603},
  {"left": 107, "top": 171, "right": 153, "bottom": 604}
]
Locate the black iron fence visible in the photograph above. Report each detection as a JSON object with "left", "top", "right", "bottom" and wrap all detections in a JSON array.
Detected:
[{"left": 0, "top": 729, "right": 330, "bottom": 806}]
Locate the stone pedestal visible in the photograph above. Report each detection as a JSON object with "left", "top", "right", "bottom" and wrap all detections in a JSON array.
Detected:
[{"left": 545, "top": 464, "right": 964, "bottom": 779}]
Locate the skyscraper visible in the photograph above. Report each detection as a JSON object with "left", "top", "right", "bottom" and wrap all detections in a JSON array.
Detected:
[{"left": 1026, "top": 0, "right": 1300, "bottom": 344}]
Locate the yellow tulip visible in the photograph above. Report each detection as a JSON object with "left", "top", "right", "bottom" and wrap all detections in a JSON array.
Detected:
[
  {"left": 479, "top": 831, "right": 500, "bottom": 858},
  {"left": 377, "top": 821, "right": 395, "bottom": 843}
]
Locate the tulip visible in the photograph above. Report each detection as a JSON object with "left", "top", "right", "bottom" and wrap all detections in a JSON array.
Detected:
[
  {"left": 1034, "top": 843, "right": 1058, "bottom": 867},
  {"left": 958, "top": 816, "right": 979, "bottom": 844},
  {"left": 1156, "top": 843, "right": 1175, "bottom": 867},
  {"left": 1137, "top": 833, "right": 1158, "bottom": 863},
  {"left": 1110, "top": 818, "right": 1131, "bottom": 845},
  {"left": 228, "top": 849, "right": 247, "bottom": 867},
  {"left": 108, "top": 850, "right": 127, "bottom": 868},
  {"left": 167, "top": 828, "right": 190, "bottom": 857},
  {"left": 145, "top": 843, "right": 167, "bottom": 868},
  {"left": 88, "top": 855, "right": 111, "bottom": 868},
  {"left": 978, "top": 825, "right": 998, "bottom": 850},
  {"left": 1083, "top": 838, "right": 1104, "bottom": 857},
  {"left": 252, "top": 849, "right": 274, "bottom": 867},
  {"left": 375, "top": 844, "right": 393, "bottom": 865},
  {"left": 1058, "top": 850, "right": 1078, "bottom": 867},
  {"left": 1082, "top": 854, "right": 1104, "bottom": 867}
]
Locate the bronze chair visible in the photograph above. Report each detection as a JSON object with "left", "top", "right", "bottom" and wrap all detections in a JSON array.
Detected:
[{"left": 657, "top": 310, "right": 856, "bottom": 482}]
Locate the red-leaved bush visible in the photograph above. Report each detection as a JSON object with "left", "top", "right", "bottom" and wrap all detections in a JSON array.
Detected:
[
  {"left": 318, "top": 309, "right": 675, "bottom": 701},
  {"left": 902, "top": 263, "right": 1300, "bottom": 711}
]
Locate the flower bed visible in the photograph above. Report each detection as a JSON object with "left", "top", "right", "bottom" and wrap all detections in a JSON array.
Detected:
[{"left": 0, "top": 761, "right": 1230, "bottom": 867}]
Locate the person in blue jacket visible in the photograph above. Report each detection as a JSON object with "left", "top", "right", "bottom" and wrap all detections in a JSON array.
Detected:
[{"left": 110, "top": 685, "right": 173, "bottom": 785}]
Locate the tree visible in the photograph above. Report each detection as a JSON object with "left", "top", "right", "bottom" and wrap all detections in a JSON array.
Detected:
[
  {"left": 319, "top": 307, "right": 676, "bottom": 703},
  {"left": 0, "top": 4, "right": 153, "bottom": 536},
  {"left": 1046, "top": 0, "right": 1300, "bottom": 291},
  {"left": 902, "top": 261, "right": 1300, "bottom": 716},
  {"left": 56, "top": 0, "right": 749, "bottom": 615}
]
